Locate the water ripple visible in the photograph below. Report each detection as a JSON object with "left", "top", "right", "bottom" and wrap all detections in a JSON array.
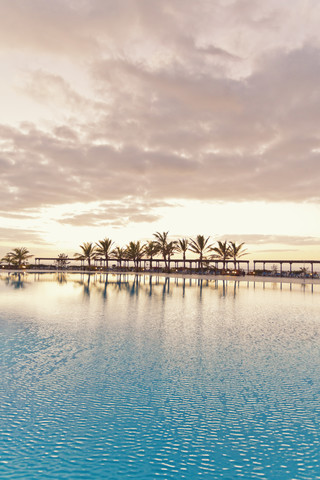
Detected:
[{"left": 1, "top": 274, "right": 320, "bottom": 479}]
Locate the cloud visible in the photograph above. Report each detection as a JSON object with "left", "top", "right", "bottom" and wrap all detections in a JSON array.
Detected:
[
  {"left": 18, "top": 70, "right": 106, "bottom": 117},
  {"left": 218, "top": 234, "right": 320, "bottom": 246},
  {"left": 197, "top": 44, "right": 241, "bottom": 61},
  {"left": 0, "top": 0, "right": 99, "bottom": 56},
  {"left": 1, "top": 0, "right": 320, "bottom": 225},
  {"left": 58, "top": 200, "right": 167, "bottom": 227},
  {"left": 0, "top": 211, "right": 36, "bottom": 220},
  {"left": 0, "top": 227, "right": 50, "bottom": 245}
]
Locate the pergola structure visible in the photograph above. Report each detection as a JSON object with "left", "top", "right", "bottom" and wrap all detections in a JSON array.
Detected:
[
  {"left": 34, "top": 257, "right": 250, "bottom": 272},
  {"left": 34, "top": 257, "right": 85, "bottom": 268},
  {"left": 32, "top": 257, "right": 320, "bottom": 276},
  {"left": 253, "top": 260, "right": 320, "bottom": 276}
]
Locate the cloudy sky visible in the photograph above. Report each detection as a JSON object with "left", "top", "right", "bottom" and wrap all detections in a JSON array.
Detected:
[{"left": 1, "top": 0, "right": 320, "bottom": 260}]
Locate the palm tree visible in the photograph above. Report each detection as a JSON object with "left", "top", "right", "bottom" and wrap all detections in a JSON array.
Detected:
[
  {"left": 211, "top": 240, "right": 232, "bottom": 270},
  {"left": 112, "top": 246, "right": 126, "bottom": 268},
  {"left": 229, "top": 242, "right": 247, "bottom": 269},
  {"left": 125, "top": 241, "right": 145, "bottom": 270},
  {"left": 74, "top": 242, "right": 97, "bottom": 268},
  {"left": 189, "top": 235, "right": 212, "bottom": 271},
  {"left": 6, "top": 247, "right": 33, "bottom": 268},
  {"left": 166, "top": 241, "right": 178, "bottom": 271},
  {"left": 299, "top": 267, "right": 308, "bottom": 278},
  {"left": 54, "top": 253, "right": 70, "bottom": 269},
  {"left": 95, "top": 238, "right": 114, "bottom": 268},
  {"left": 177, "top": 238, "right": 189, "bottom": 269},
  {"left": 1, "top": 253, "right": 14, "bottom": 267},
  {"left": 144, "top": 241, "right": 159, "bottom": 270},
  {"left": 153, "top": 231, "right": 169, "bottom": 270}
]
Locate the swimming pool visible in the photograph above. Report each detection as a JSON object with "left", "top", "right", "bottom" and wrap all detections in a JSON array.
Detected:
[{"left": 1, "top": 273, "right": 320, "bottom": 479}]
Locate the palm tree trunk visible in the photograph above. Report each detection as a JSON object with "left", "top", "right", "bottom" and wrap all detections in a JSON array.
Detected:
[{"left": 163, "top": 254, "right": 167, "bottom": 270}]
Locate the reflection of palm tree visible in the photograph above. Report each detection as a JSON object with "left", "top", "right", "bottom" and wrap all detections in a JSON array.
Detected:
[
  {"left": 125, "top": 241, "right": 145, "bottom": 270},
  {"left": 189, "top": 235, "right": 212, "bottom": 271},
  {"left": 144, "top": 241, "right": 159, "bottom": 270},
  {"left": 74, "top": 242, "right": 97, "bottom": 268},
  {"left": 103, "top": 274, "right": 109, "bottom": 298},
  {"left": 11, "top": 273, "right": 25, "bottom": 289},
  {"left": 83, "top": 274, "right": 91, "bottom": 296},
  {"left": 6, "top": 247, "right": 33, "bottom": 268},
  {"left": 56, "top": 272, "right": 67, "bottom": 284},
  {"left": 148, "top": 275, "right": 153, "bottom": 296},
  {"left": 95, "top": 238, "right": 114, "bottom": 269},
  {"left": 112, "top": 246, "right": 126, "bottom": 268},
  {"left": 222, "top": 280, "right": 227, "bottom": 297},
  {"left": 76, "top": 274, "right": 94, "bottom": 296},
  {"left": 229, "top": 242, "right": 247, "bottom": 269},
  {"left": 177, "top": 238, "right": 189, "bottom": 269},
  {"left": 162, "top": 277, "right": 170, "bottom": 297},
  {"left": 129, "top": 275, "right": 140, "bottom": 296},
  {"left": 211, "top": 241, "right": 231, "bottom": 269}
]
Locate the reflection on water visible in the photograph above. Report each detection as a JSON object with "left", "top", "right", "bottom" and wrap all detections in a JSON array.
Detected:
[
  {"left": 2, "top": 272, "right": 26, "bottom": 289},
  {"left": 1, "top": 271, "right": 317, "bottom": 299},
  {"left": 1, "top": 273, "right": 320, "bottom": 480}
]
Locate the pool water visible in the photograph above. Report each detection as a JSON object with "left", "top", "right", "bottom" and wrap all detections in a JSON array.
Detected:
[{"left": 1, "top": 273, "right": 320, "bottom": 479}]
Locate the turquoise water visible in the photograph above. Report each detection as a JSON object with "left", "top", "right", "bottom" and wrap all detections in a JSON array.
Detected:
[{"left": 1, "top": 273, "right": 320, "bottom": 480}]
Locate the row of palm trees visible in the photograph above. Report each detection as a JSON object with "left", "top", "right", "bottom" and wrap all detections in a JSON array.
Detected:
[
  {"left": 73, "top": 233, "right": 247, "bottom": 271},
  {"left": 0, "top": 233, "right": 247, "bottom": 271},
  {"left": 1, "top": 247, "right": 33, "bottom": 268}
]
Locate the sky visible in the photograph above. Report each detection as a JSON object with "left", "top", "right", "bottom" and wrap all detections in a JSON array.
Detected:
[{"left": 1, "top": 0, "right": 320, "bottom": 261}]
